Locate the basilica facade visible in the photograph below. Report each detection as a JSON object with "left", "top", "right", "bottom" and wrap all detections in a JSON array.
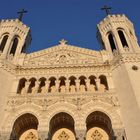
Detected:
[{"left": 0, "top": 14, "right": 140, "bottom": 140}]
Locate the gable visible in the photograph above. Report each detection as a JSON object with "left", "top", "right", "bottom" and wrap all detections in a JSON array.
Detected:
[{"left": 23, "top": 44, "right": 104, "bottom": 67}]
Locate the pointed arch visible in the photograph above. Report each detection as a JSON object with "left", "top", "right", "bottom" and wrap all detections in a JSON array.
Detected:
[
  {"left": 108, "top": 33, "right": 117, "bottom": 52},
  {"left": 0, "top": 34, "right": 9, "bottom": 52},
  {"left": 10, "top": 37, "right": 19, "bottom": 56}
]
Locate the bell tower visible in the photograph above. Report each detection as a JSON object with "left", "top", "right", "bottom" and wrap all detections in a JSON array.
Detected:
[
  {"left": 97, "top": 14, "right": 140, "bottom": 54},
  {"left": 0, "top": 16, "right": 31, "bottom": 61}
]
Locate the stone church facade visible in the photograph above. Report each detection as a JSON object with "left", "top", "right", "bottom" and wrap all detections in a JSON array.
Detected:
[{"left": 0, "top": 14, "right": 140, "bottom": 140}]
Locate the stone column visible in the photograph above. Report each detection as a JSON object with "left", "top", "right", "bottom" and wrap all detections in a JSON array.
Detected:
[
  {"left": 38, "top": 131, "right": 48, "bottom": 140},
  {"left": 75, "top": 79, "right": 80, "bottom": 92},
  {"left": 44, "top": 80, "right": 50, "bottom": 93},
  {"left": 55, "top": 80, "right": 60, "bottom": 92},
  {"left": 75, "top": 130, "right": 86, "bottom": 140},
  {"left": 114, "top": 129, "right": 126, "bottom": 140},
  {"left": 25, "top": 80, "right": 31, "bottom": 94},
  {"left": 95, "top": 78, "right": 100, "bottom": 91},
  {"left": 31, "top": 81, "right": 40, "bottom": 94},
  {"left": 65, "top": 80, "right": 70, "bottom": 92},
  {"left": 113, "top": 30, "right": 124, "bottom": 53},
  {"left": 85, "top": 79, "right": 90, "bottom": 91}
]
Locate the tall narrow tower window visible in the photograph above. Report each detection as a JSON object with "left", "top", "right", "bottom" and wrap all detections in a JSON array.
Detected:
[
  {"left": 0, "top": 35, "right": 9, "bottom": 52},
  {"left": 118, "top": 30, "right": 128, "bottom": 47},
  {"left": 10, "top": 37, "right": 19, "bottom": 55},
  {"left": 108, "top": 33, "right": 117, "bottom": 52}
]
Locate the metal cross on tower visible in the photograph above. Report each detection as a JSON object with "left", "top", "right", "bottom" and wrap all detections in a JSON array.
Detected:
[
  {"left": 17, "top": 9, "right": 27, "bottom": 21},
  {"left": 101, "top": 5, "right": 112, "bottom": 15}
]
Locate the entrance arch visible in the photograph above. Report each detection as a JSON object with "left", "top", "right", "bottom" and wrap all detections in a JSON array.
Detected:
[
  {"left": 10, "top": 113, "right": 39, "bottom": 140},
  {"left": 86, "top": 111, "right": 114, "bottom": 140},
  {"left": 49, "top": 112, "right": 76, "bottom": 140}
]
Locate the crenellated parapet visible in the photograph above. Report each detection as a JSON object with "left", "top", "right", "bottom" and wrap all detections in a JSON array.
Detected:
[{"left": 0, "top": 19, "right": 30, "bottom": 37}]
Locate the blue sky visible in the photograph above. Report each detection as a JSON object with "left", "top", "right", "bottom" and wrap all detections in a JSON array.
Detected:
[{"left": 0, "top": 0, "right": 140, "bottom": 52}]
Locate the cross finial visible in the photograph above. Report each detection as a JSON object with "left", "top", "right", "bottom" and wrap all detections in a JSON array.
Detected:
[
  {"left": 101, "top": 5, "right": 112, "bottom": 15},
  {"left": 17, "top": 9, "right": 27, "bottom": 21},
  {"left": 59, "top": 39, "right": 68, "bottom": 45}
]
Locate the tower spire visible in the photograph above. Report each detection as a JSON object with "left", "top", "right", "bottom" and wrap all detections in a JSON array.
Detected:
[{"left": 17, "top": 9, "right": 27, "bottom": 21}]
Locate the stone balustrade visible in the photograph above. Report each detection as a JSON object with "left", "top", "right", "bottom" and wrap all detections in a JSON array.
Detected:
[{"left": 17, "top": 75, "right": 110, "bottom": 95}]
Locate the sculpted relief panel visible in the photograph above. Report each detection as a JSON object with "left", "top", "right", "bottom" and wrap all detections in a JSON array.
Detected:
[{"left": 23, "top": 45, "right": 103, "bottom": 67}]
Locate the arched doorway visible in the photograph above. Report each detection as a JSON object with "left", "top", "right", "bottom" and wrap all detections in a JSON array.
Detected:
[
  {"left": 86, "top": 111, "right": 114, "bottom": 140},
  {"left": 10, "top": 113, "right": 39, "bottom": 140},
  {"left": 49, "top": 112, "right": 76, "bottom": 140}
]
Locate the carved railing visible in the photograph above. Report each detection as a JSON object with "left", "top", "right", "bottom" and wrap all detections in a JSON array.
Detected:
[{"left": 7, "top": 91, "right": 119, "bottom": 111}]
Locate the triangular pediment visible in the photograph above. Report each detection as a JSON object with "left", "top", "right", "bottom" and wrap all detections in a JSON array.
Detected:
[{"left": 23, "top": 44, "right": 105, "bottom": 67}]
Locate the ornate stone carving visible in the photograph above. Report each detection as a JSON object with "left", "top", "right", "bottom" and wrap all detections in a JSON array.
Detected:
[
  {"left": 25, "top": 132, "right": 37, "bottom": 140},
  {"left": 23, "top": 45, "right": 103, "bottom": 68},
  {"left": 91, "top": 130, "right": 103, "bottom": 140},
  {"left": 58, "top": 131, "right": 69, "bottom": 140}
]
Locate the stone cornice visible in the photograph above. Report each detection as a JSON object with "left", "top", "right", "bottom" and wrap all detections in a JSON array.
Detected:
[
  {"left": 0, "top": 59, "right": 17, "bottom": 74},
  {"left": 22, "top": 44, "right": 107, "bottom": 68},
  {"left": 111, "top": 51, "right": 140, "bottom": 70}
]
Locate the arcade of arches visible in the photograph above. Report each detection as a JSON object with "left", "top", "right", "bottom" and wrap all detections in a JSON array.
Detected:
[
  {"left": 10, "top": 111, "right": 116, "bottom": 140},
  {"left": 17, "top": 75, "right": 109, "bottom": 95}
]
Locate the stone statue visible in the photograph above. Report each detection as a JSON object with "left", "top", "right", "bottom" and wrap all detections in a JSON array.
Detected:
[
  {"left": 51, "top": 85, "right": 57, "bottom": 93},
  {"left": 89, "top": 84, "right": 96, "bottom": 92},
  {"left": 80, "top": 85, "right": 86, "bottom": 92},
  {"left": 99, "top": 84, "right": 106, "bottom": 92},
  {"left": 31, "top": 81, "right": 40, "bottom": 94},
  {"left": 70, "top": 85, "right": 76, "bottom": 93},
  {"left": 60, "top": 85, "right": 66, "bottom": 93}
]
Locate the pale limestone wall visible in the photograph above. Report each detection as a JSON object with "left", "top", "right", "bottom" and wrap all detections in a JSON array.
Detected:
[
  {"left": 112, "top": 63, "right": 140, "bottom": 140},
  {"left": 124, "top": 62, "right": 140, "bottom": 109},
  {"left": 0, "top": 67, "right": 14, "bottom": 128}
]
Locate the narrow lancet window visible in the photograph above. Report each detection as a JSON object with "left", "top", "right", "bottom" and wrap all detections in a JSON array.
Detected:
[
  {"left": 118, "top": 30, "right": 128, "bottom": 47},
  {"left": 108, "top": 33, "right": 117, "bottom": 52},
  {"left": 0, "top": 35, "right": 9, "bottom": 52},
  {"left": 10, "top": 37, "right": 18, "bottom": 55}
]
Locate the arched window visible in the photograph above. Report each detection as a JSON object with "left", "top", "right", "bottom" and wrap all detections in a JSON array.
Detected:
[
  {"left": 59, "top": 77, "right": 66, "bottom": 93},
  {"left": 99, "top": 75, "right": 108, "bottom": 91},
  {"left": 49, "top": 112, "right": 75, "bottom": 140},
  {"left": 118, "top": 30, "right": 128, "bottom": 48},
  {"left": 86, "top": 111, "right": 114, "bottom": 140},
  {"left": 108, "top": 33, "right": 117, "bottom": 52},
  {"left": 89, "top": 75, "right": 97, "bottom": 91},
  {"left": 0, "top": 35, "right": 9, "bottom": 52},
  {"left": 79, "top": 76, "right": 87, "bottom": 92},
  {"left": 38, "top": 77, "right": 46, "bottom": 93},
  {"left": 10, "top": 113, "right": 38, "bottom": 140},
  {"left": 69, "top": 76, "right": 76, "bottom": 93},
  {"left": 10, "top": 37, "right": 19, "bottom": 55},
  {"left": 28, "top": 78, "right": 36, "bottom": 93},
  {"left": 17, "top": 78, "right": 27, "bottom": 94},
  {"left": 49, "top": 77, "right": 56, "bottom": 93}
]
